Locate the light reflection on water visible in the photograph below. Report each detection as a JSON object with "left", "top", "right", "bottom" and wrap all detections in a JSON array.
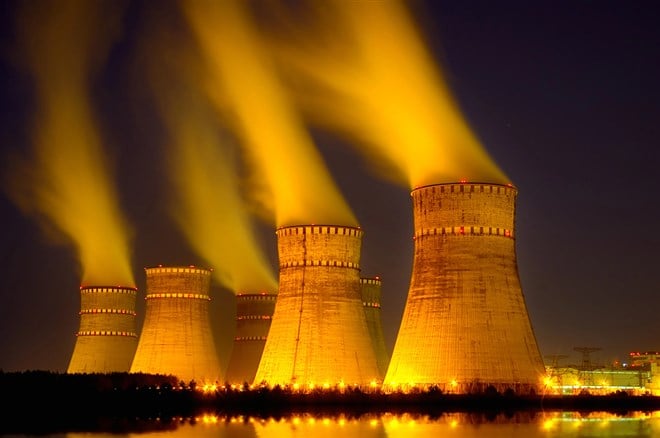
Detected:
[{"left": 57, "top": 411, "right": 660, "bottom": 438}]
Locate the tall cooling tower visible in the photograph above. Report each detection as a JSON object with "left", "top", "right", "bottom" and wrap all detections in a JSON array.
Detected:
[
  {"left": 385, "top": 183, "right": 545, "bottom": 393},
  {"left": 225, "top": 292, "right": 277, "bottom": 385},
  {"left": 360, "top": 277, "right": 390, "bottom": 379},
  {"left": 254, "top": 225, "right": 380, "bottom": 387},
  {"left": 67, "top": 285, "right": 138, "bottom": 373},
  {"left": 130, "top": 266, "right": 222, "bottom": 384}
]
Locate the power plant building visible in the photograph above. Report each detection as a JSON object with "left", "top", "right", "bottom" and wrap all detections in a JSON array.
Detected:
[
  {"left": 254, "top": 225, "right": 380, "bottom": 387},
  {"left": 130, "top": 266, "right": 222, "bottom": 384},
  {"left": 360, "top": 277, "right": 390, "bottom": 379},
  {"left": 67, "top": 285, "right": 138, "bottom": 373},
  {"left": 225, "top": 292, "right": 277, "bottom": 385},
  {"left": 385, "top": 183, "right": 545, "bottom": 393}
]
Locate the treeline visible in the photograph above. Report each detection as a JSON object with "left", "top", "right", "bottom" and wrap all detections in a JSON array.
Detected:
[
  {"left": 0, "top": 370, "right": 204, "bottom": 434},
  {"left": 3, "top": 370, "right": 660, "bottom": 434},
  {"left": 0, "top": 370, "right": 200, "bottom": 414}
]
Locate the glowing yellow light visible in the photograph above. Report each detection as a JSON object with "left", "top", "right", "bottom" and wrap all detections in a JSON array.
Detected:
[
  {"left": 202, "top": 383, "right": 217, "bottom": 393},
  {"left": 292, "top": 417, "right": 301, "bottom": 425},
  {"left": 542, "top": 419, "right": 556, "bottom": 431},
  {"left": 370, "top": 380, "right": 378, "bottom": 388},
  {"left": 450, "top": 420, "right": 458, "bottom": 428},
  {"left": 450, "top": 379, "right": 458, "bottom": 387},
  {"left": 322, "top": 418, "right": 331, "bottom": 426},
  {"left": 322, "top": 382, "right": 330, "bottom": 389},
  {"left": 338, "top": 418, "right": 346, "bottom": 427},
  {"left": 292, "top": 383, "right": 300, "bottom": 391},
  {"left": 370, "top": 419, "right": 379, "bottom": 427},
  {"left": 202, "top": 414, "right": 218, "bottom": 424},
  {"left": 339, "top": 381, "right": 346, "bottom": 389}
]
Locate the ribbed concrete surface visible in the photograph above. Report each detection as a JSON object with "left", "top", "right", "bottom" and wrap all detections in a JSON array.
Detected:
[
  {"left": 385, "top": 183, "right": 544, "bottom": 393},
  {"left": 254, "top": 225, "right": 380, "bottom": 387},
  {"left": 360, "top": 277, "right": 390, "bottom": 380},
  {"left": 130, "top": 266, "right": 221, "bottom": 384},
  {"left": 67, "top": 286, "right": 138, "bottom": 373},
  {"left": 225, "top": 292, "right": 277, "bottom": 385}
]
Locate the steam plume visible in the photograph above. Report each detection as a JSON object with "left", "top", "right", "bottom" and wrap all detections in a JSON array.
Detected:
[
  {"left": 182, "top": 0, "right": 357, "bottom": 227},
  {"left": 264, "top": 0, "right": 509, "bottom": 188},
  {"left": 137, "top": 9, "right": 277, "bottom": 293},
  {"left": 4, "top": 0, "right": 134, "bottom": 286}
]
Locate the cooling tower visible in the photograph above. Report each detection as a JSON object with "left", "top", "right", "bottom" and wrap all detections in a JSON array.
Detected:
[
  {"left": 254, "top": 225, "right": 380, "bottom": 387},
  {"left": 225, "top": 292, "right": 277, "bottom": 385},
  {"left": 385, "top": 183, "right": 545, "bottom": 393},
  {"left": 67, "top": 285, "right": 138, "bottom": 373},
  {"left": 360, "top": 277, "right": 390, "bottom": 379},
  {"left": 130, "top": 266, "right": 222, "bottom": 384}
]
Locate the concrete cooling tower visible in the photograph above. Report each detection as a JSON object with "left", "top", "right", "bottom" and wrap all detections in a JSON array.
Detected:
[
  {"left": 385, "top": 183, "right": 545, "bottom": 393},
  {"left": 360, "top": 277, "right": 390, "bottom": 379},
  {"left": 225, "top": 292, "right": 277, "bottom": 385},
  {"left": 130, "top": 266, "right": 222, "bottom": 384},
  {"left": 67, "top": 285, "right": 138, "bottom": 373},
  {"left": 254, "top": 225, "right": 380, "bottom": 387}
]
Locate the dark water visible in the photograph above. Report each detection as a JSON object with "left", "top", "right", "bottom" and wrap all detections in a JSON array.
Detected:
[{"left": 5, "top": 411, "right": 660, "bottom": 437}]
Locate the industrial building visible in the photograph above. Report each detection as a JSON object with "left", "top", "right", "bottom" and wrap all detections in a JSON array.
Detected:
[
  {"left": 225, "top": 292, "right": 277, "bottom": 385},
  {"left": 130, "top": 266, "right": 222, "bottom": 384},
  {"left": 360, "top": 277, "right": 390, "bottom": 379},
  {"left": 385, "top": 183, "right": 545, "bottom": 393},
  {"left": 67, "top": 285, "right": 138, "bottom": 373},
  {"left": 544, "top": 351, "right": 660, "bottom": 395},
  {"left": 254, "top": 225, "right": 380, "bottom": 387}
]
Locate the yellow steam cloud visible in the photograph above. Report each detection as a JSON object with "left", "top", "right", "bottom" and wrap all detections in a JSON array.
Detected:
[
  {"left": 265, "top": 0, "right": 509, "bottom": 188},
  {"left": 137, "top": 12, "right": 277, "bottom": 293},
  {"left": 4, "top": 0, "right": 134, "bottom": 286},
  {"left": 164, "top": 103, "right": 278, "bottom": 293},
  {"left": 182, "top": 0, "right": 357, "bottom": 228}
]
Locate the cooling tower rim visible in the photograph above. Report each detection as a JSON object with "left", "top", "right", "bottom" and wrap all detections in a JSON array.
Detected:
[
  {"left": 79, "top": 285, "right": 138, "bottom": 291},
  {"left": 360, "top": 276, "right": 382, "bottom": 284},
  {"left": 275, "top": 224, "right": 363, "bottom": 236},
  {"left": 144, "top": 264, "right": 212, "bottom": 274},
  {"left": 276, "top": 223, "right": 362, "bottom": 230},
  {"left": 412, "top": 182, "right": 516, "bottom": 192}
]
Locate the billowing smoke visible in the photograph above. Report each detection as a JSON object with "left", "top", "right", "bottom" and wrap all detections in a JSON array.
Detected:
[
  {"left": 137, "top": 10, "right": 277, "bottom": 293},
  {"left": 3, "top": 0, "right": 134, "bottom": 286},
  {"left": 182, "top": 0, "right": 358, "bottom": 228},
  {"left": 262, "top": 0, "right": 509, "bottom": 188}
]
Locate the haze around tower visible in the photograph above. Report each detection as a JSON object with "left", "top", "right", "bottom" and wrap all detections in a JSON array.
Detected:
[{"left": 2, "top": 0, "right": 135, "bottom": 287}]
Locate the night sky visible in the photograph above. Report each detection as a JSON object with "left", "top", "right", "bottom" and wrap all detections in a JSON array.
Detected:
[{"left": 1, "top": 0, "right": 659, "bottom": 374}]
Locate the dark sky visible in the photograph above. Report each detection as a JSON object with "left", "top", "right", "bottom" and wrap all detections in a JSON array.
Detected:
[{"left": 1, "top": 0, "right": 659, "bottom": 373}]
